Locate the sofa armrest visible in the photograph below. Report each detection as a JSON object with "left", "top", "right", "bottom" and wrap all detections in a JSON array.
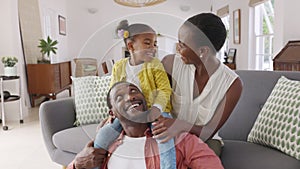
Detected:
[{"left": 39, "top": 97, "right": 76, "bottom": 159}]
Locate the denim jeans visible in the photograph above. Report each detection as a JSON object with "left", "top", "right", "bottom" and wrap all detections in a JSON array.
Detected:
[
  {"left": 156, "top": 112, "right": 177, "bottom": 169},
  {"left": 94, "top": 112, "right": 176, "bottom": 169}
]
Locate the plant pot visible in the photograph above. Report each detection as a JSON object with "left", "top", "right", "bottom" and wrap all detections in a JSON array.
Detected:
[
  {"left": 4, "top": 66, "right": 17, "bottom": 76},
  {"left": 37, "top": 59, "right": 51, "bottom": 64},
  {"left": 38, "top": 55, "right": 51, "bottom": 64}
]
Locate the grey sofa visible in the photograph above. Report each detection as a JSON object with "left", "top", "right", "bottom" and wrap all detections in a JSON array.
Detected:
[{"left": 40, "top": 70, "right": 300, "bottom": 168}]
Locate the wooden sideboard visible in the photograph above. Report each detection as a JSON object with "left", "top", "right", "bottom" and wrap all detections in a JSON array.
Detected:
[
  {"left": 26, "top": 61, "right": 72, "bottom": 106},
  {"left": 224, "top": 63, "right": 236, "bottom": 70},
  {"left": 273, "top": 40, "right": 300, "bottom": 71}
]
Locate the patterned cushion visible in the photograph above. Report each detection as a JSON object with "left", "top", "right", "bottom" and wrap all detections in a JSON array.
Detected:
[
  {"left": 71, "top": 75, "right": 111, "bottom": 126},
  {"left": 247, "top": 76, "right": 300, "bottom": 160}
]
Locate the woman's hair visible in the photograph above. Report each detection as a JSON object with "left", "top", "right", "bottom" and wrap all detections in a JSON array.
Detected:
[
  {"left": 116, "top": 19, "right": 156, "bottom": 42},
  {"left": 185, "top": 13, "right": 226, "bottom": 52}
]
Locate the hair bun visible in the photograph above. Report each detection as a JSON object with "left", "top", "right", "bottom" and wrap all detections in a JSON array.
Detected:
[{"left": 117, "top": 20, "right": 129, "bottom": 31}]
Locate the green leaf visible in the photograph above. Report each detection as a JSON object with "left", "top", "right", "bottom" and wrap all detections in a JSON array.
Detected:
[{"left": 37, "top": 36, "right": 58, "bottom": 57}]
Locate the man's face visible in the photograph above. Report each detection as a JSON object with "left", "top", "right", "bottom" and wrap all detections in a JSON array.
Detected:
[{"left": 109, "top": 83, "right": 148, "bottom": 123}]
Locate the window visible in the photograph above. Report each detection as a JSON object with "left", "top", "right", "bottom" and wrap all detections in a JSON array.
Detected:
[
  {"left": 253, "top": 0, "right": 274, "bottom": 70},
  {"left": 217, "top": 5, "right": 230, "bottom": 63},
  {"left": 218, "top": 14, "right": 230, "bottom": 63}
]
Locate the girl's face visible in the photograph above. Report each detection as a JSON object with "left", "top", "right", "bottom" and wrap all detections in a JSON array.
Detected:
[
  {"left": 177, "top": 24, "right": 201, "bottom": 64},
  {"left": 129, "top": 33, "right": 157, "bottom": 62}
]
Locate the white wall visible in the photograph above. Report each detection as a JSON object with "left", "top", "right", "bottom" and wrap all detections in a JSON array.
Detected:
[
  {"left": 0, "top": 0, "right": 28, "bottom": 120},
  {"left": 280, "top": 0, "right": 300, "bottom": 44},
  {"left": 66, "top": 0, "right": 212, "bottom": 73},
  {"left": 213, "top": 0, "right": 300, "bottom": 70},
  {"left": 39, "top": 0, "right": 68, "bottom": 63},
  {"left": 213, "top": 0, "right": 252, "bottom": 70}
]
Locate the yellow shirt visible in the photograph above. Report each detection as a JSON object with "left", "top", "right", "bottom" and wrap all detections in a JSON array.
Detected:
[{"left": 110, "top": 57, "right": 172, "bottom": 112}]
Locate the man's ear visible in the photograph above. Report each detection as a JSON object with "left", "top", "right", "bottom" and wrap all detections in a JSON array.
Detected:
[
  {"left": 127, "top": 40, "right": 134, "bottom": 52},
  {"left": 108, "top": 109, "right": 116, "bottom": 123},
  {"left": 108, "top": 109, "right": 114, "bottom": 116}
]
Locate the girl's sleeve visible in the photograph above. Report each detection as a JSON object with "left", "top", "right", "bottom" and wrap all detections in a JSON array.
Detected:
[
  {"left": 152, "top": 59, "right": 172, "bottom": 112},
  {"left": 109, "top": 63, "right": 118, "bottom": 88},
  {"left": 109, "top": 59, "right": 126, "bottom": 88}
]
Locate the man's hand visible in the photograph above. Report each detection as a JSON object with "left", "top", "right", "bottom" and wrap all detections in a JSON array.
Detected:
[{"left": 74, "top": 140, "right": 107, "bottom": 169}]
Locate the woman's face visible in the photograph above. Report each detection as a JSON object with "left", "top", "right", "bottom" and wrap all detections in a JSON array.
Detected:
[
  {"left": 129, "top": 33, "right": 157, "bottom": 62},
  {"left": 177, "top": 24, "right": 202, "bottom": 64}
]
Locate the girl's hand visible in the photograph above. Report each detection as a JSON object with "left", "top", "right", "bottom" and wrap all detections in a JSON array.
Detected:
[{"left": 151, "top": 117, "right": 188, "bottom": 143}]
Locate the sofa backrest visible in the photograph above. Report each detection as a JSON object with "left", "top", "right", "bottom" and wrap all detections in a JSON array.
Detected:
[{"left": 219, "top": 70, "right": 300, "bottom": 141}]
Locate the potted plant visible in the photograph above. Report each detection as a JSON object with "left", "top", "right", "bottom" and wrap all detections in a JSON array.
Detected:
[
  {"left": 37, "top": 36, "right": 58, "bottom": 63},
  {"left": 1, "top": 56, "right": 18, "bottom": 76}
]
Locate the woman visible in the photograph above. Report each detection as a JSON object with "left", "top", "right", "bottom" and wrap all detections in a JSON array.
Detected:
[{"left": 152, "top": 13, "right": 243, "bottom": 155}]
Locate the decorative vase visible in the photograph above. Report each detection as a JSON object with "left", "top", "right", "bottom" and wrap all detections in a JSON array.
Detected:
[
  {"left": 4, "top": 66, "right": 17, "bottom": 76},
  {"left": 37, "top": 55, "right": 51, "bottom": 64}
]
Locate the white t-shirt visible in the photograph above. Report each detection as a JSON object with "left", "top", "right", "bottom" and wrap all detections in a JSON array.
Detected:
[
  {"left": 107, "top": 136, "right": 147, "bottom": 169},
  {"left": 125, "top": 60, "right": 143, "bottom": 90},
  {"left": 125, "top": 60, "right": 163, "bottom": 112}
]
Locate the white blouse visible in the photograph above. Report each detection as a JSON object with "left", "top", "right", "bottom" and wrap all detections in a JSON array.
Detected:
[{"left": 171, "top": 54, "right": 238, "bottom": 126}]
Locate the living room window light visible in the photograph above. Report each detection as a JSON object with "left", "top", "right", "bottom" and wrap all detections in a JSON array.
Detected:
[
  {"left": 253, "top": 0, "right": 274, "bottom": 70},
  {"left": 219, "top": 15, "right": 230, "bottom": 63},
  {"left": 217, "top": 5, "right": 230, "bottom": 63}
]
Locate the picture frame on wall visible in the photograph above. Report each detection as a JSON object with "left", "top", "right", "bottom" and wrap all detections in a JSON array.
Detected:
[
  {"left": 58, "top": 15, "right": 66, "bottom": 35},
  {"left": 233, "top": 9, "right": 241, "bottom": 44},
  {"left": 227, "top": 48, "right": 237, "bottom": 63}
]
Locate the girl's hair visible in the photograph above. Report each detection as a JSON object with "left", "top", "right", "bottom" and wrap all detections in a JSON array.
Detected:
[
  {"left": 116, "top": 20, "right": 156, "bottom": 42},
  {"left": 185, "top": 13, "right": 227, "bottom": 52}
]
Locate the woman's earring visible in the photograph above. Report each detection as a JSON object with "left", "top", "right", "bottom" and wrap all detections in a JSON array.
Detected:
[{"left": 200, "top": 54, "right": 203, "bottom": 58}]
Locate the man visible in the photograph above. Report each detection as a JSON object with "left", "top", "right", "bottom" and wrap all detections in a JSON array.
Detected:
[{"left": 68, "top": 81, "right": 224, "bottom": 169}]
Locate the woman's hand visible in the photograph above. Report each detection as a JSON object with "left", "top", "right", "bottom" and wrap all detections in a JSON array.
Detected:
[
  {"left": 151, "top": 117, "right": 189, "bottom": 143},
  {"left": 73, "top": 140, "right": 107, "bottom": 169}
]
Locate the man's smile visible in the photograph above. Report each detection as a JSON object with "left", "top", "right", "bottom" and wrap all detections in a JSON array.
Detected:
[{"left": 125, "top": 100, "right": 143, "bottom": 112}]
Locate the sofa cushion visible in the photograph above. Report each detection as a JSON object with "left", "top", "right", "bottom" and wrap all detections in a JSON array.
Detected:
[
  {"left": 221, "top": 140, "right": 300, "bottom": 169},
  {"left": 72, "top": 75, "right": 111, "bottom": 126},
  {"left": 53, "top": 124, "right": 98, "bottom": 154},
  {"left": 247, "top": 76, "right": 300, "bottom": 160}
]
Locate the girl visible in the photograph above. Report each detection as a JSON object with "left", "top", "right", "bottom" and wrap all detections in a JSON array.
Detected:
[{"left": 94, "top": 20, "right": 176, "bottom": 169}]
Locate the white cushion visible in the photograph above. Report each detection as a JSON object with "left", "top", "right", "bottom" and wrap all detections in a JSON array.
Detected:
[
  {"left": 71, "top": 75, "right": 111, "bottom": 126},
  {"left": 247, "top": 76, "right": 300, "bottom": 160}
]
